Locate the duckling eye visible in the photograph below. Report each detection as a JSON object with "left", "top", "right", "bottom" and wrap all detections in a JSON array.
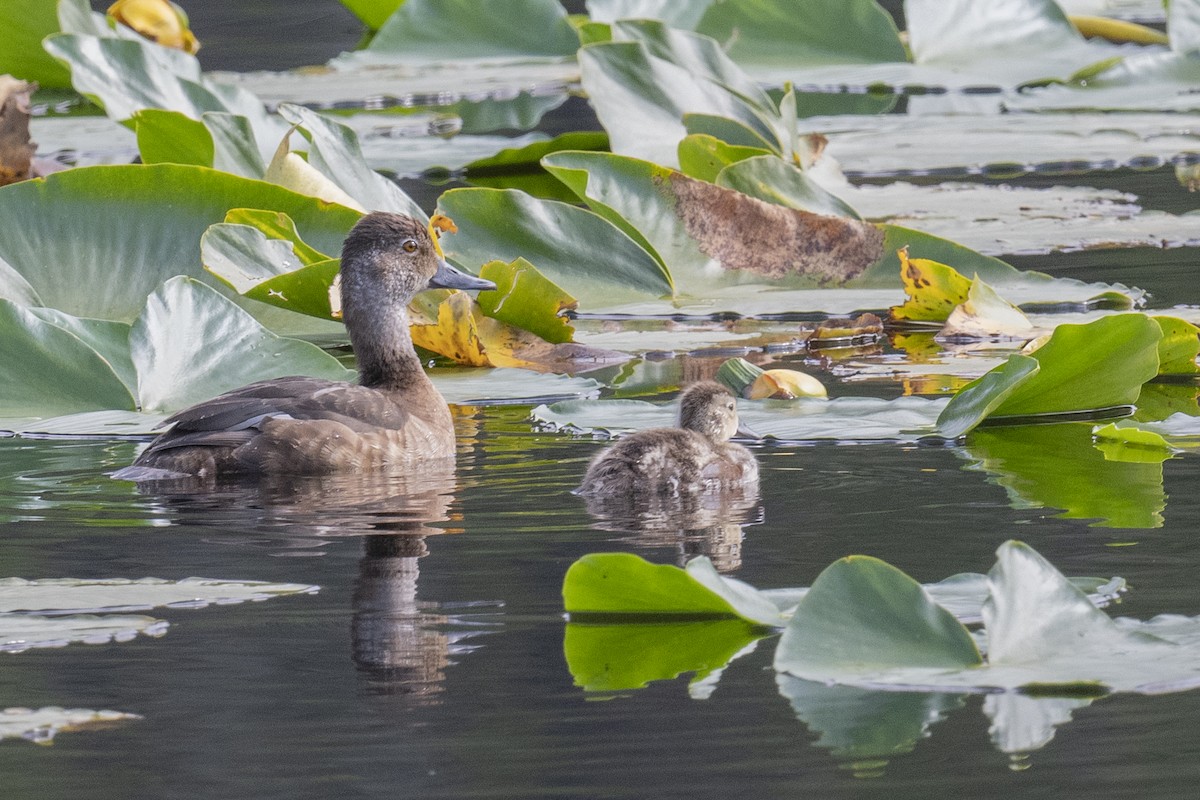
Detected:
[{"left": 402, "top": 239, "right": 418, "bottom": 253}]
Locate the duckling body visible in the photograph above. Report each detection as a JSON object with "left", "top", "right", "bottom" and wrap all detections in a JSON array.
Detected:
[
  {"left": 578, "top": 381, "right": 758, "bottom": 498},
  {"left": 115, "top": 212, "right": 494, "bottom": 480}
]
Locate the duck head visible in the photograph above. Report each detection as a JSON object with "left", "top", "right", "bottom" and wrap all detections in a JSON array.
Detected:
[
  {"left": 677, "top": 381, "right": 748, "bottom": 443},
  {"left": 340, "top": 211, "right": 494, "bottom": 313}
]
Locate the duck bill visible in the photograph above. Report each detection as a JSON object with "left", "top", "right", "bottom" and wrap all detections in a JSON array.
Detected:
[
  {"left": 735, "top": 420, "right": 763, "bottom": 440},
  {"left": 429, "top": 258, "right": 496, "bottom": 292}
]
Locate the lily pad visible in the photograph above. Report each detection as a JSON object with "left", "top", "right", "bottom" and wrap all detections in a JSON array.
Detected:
[
  {"left": 436, "top": 187, "right": 674, "bottom": 304},
  {"left": 0, "top": 614, "right": 168, "bottom": 653},
  {"left": 563, "top": 553, "right": 784, "bottom": 626},
  {"left": 773, "top": 556, "right": 983, "bottom": 683},
  {"left": 130, "top": 277, "right": 353, "bottom": 413},
  {"left": 0, "top": 707, "right": 141, "bottom": 744},
  {"left": 776, "top": 540, "right": 1200, "bottom": 694},
  {"left": 0, "top": 163, "right": 361, "bottom": 324},
  {"left": 342, "top": 0, "right": 580, "bottom": 65},
  {"left": 936, "top": 314, "right": 1162, "bottom": 436},
  {"left": 0, "top": 576, "right": 318, "bottom": 613},
  {"left": 0, "top": 1, "right": 72, "bottom": 88},
  {"left": 0, "top": 300, "right": 137, "bottom": 416},
  {"left": 534, "top": 395, "right": 947, "bottom": 443}
]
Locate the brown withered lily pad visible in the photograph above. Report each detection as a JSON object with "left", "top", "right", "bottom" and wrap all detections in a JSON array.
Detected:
[
  {"left": 0, "top": 76, "right": 35, "bottom": 187},
  {"left": 665, "top": 172, "right": 885, "bottom": 284}
]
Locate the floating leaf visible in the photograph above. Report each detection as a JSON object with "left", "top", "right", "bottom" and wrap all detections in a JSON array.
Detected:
[
  {"left": 891, "top": 248, "right": 973, "bottom": 324},
  {"left": 0, "top": 164, "right": 361, "bottom": 324},
  {"left": 0, "top": 707, "right": 141, "bottom": 744},
  {"left": 676, "top": 133, "right": 772, "bottom": 182},
  {"left": 714, "top": 155, "right": 860, "bottom": 219},
  {"left": 773, "top": 539, "right": 1200, "bottom": 694},
  {"left": 934, "top": 356, "right": 1041, "bottom": 439},
  {"left": 477, "top": 259, "right": 577, "bottom": 345},
  {"left": 0, "top": 1, "right": 72, "bottom": 88},
  {"left": 1153, "top": 315, "right": 1200, "bottom": 375},
  {"left": 773, "top": 556, "right": 983, "bottom": 684},
  {"left": 0, "top": 614, "right": 167, "bottom": 653},
  {"left": 563, "top": 552, "right": 785, "bottom": 626},
  {"left": 939, "top": 277, "right": 1034, "bottom": 339},
  {"left": 0, "top": 300, "right": 137, "bottom": 416},
  {"left": 693, "top": 0, "right": 906, "bottom": 69},
  {"left": 936, "top": 314, "right": 1162, "bottom": 435},
  {"left": 347, "top": 0, "right": 579, "bottom": 64},
  {"left": 436, "top": 187, "right": 674, "bottom": 305},
  {"left": 129, "top": 277, "right": 352, "bottom": 413},
  {"left": 411, "top": 290, "right": 625, "bottom": 371},
  {"left": 0, "top": 576, "right": 318, "bottom": 613},
  {"left": 278, "top": 104, "right": 424, "bottom": 219}
]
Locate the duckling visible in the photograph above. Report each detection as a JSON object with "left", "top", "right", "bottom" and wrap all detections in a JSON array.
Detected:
[
  {"left": 577, "top": 381, "right": 759, "bottom": 499},
  {"left": 114, "top": 212, "right": 495, "bottom": 480}
]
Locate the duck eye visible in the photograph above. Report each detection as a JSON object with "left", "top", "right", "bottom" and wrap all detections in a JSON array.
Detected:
[{"left": 402, "top": 239, "right": 418, "bottom": 253}]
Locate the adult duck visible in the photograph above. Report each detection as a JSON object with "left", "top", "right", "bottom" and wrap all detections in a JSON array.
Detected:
[
  {"left": 115, "top": 211, "right": 495, "bottom": 480},
  {"left": 577, "top": 381, "right": 759, "bottom": 499}
]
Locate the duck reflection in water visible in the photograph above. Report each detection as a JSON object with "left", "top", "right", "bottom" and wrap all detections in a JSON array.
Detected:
[
  {"left": 124, "top": 462, "right": 496, "bottom": 702},
  {"left": 575, "top": 381, "right": 762, "bottom": 571}
]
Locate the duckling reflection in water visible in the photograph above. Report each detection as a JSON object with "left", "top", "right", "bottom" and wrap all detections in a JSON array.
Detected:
[{"left": 113, "top": 211, "right": 495, "bottom": 482}]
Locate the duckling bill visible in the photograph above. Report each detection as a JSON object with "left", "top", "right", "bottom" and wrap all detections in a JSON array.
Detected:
[
  {"left": 577, "top": 381, "right": 759, "bottom": 499},
  {"left": 114, "top": 212, "right": 495, "bottom": 480}
]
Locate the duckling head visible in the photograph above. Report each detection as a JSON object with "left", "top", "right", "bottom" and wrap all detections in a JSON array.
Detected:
[{"left": 677, "top": 381, "right": 742, "bottom": 443}]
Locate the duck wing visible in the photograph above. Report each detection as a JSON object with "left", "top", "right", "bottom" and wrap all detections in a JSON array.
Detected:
[{"left": 146, "top": 378, "right": 414, "bottom": 454}]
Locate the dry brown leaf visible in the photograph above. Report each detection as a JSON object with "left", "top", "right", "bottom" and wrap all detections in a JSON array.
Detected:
[
  {"left": 0, "top": 76, "right": 35, "bottom": 187},
  {"left": 665, "top": 172, "right": 885, "bottom": 284}
]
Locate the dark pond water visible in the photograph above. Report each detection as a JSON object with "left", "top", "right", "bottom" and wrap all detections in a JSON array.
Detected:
[{"left": 9, "top": 2, "right": 1200, "bottom": 798}]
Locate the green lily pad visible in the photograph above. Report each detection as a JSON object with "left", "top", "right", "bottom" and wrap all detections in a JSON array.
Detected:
[
  {"left": 936, "top": 314, "right": 1162, "bottom": 436},
  {"left": 714, "top": 155, "right": 860, "bottom": 219},
  {"left": 563, "top": 553, "right": 785, "bottom": 626},
  {"left": 477, "top": 259, "right": 576, "bottom": 345},
  {"left": 130, "top": 277, "right": 353, "bottom": 413},
  {"left": 774, "top": 555, "right": 983, "bottom": 684},
  {"left": 278, "top": 104, "right": 424, "bottom": 218},
  {"left": 0, "top": 300, "right": 136, "bottom": 416},
  {"left": 0, "top": 1, "right": 71, "bottom": 86},
  {"left": 345, "top": 0, "right": 579, "bottom": 64},
  {"left": 774, "top": 540, "right": 1200, "bottom": 694},
  {"left": 133, "top": 109, "right": 266, "bottom": 178},
  {"left": 0, "top": 164, "right": 361, "bottom": 324},
  {"left": 436, "top": 187, "right": 674, "bottom": 304}
]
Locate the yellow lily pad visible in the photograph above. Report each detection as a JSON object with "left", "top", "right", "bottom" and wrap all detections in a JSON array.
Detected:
[{"left": 891, "top": 247, "right": 972, "bottom": 324}]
